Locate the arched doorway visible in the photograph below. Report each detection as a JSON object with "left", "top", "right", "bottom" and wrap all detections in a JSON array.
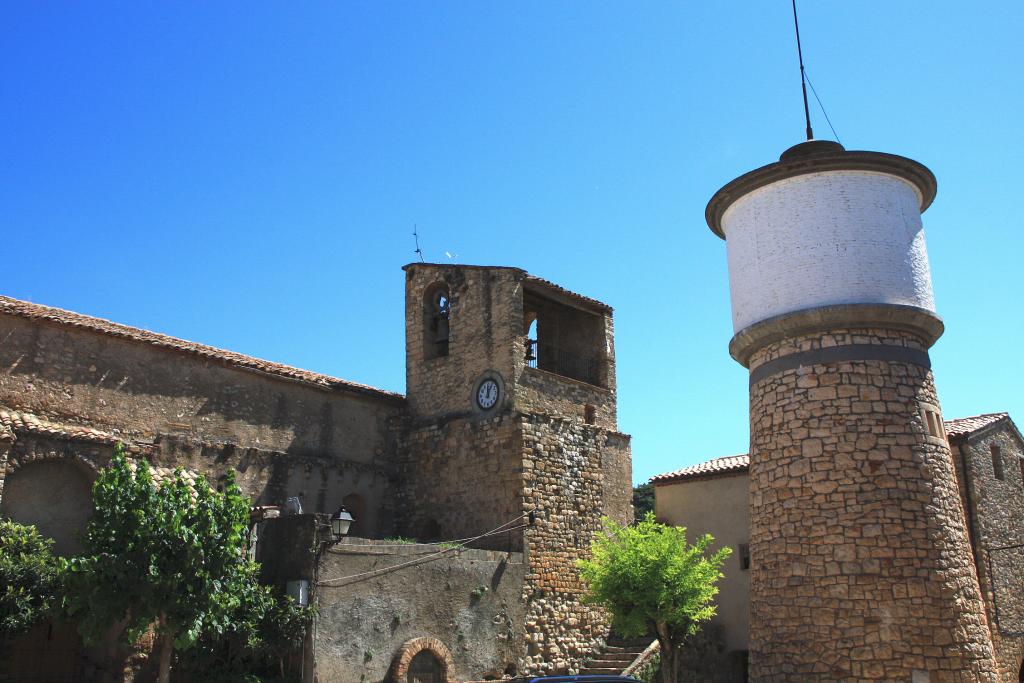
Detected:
[
  {"left": 408, "top": 650, "right": 443, "bottom": 683},
  {"left": 390, "top": 637, "right": 454, "bottom": 683}
]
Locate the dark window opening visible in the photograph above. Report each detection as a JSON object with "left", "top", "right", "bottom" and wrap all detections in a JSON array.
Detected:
[
  {"left": 992, "top": 444, "right": 1004, "bottom": 481},
  {"left": 423, "top": 284, "right": 450, "bottom": 359},
  {"left": 1019, "top": 457, "right": 1024, "bottom": 486},
  {"left": 584, "top": 404, "right": 596, "bottom": 425},
  {"left": 738, "top": 543, "right": 751, "bottom": 570},
  {"left": 523, "top": 289, "right": 607, "bottom": 387}
]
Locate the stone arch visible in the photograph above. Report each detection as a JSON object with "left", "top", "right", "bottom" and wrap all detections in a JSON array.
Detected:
[
  {"left": 389, "top": 636, "right": 456, "bottom": 683},
  {"left": 4, "top": 447, "right": 101, "bottom": 477}
]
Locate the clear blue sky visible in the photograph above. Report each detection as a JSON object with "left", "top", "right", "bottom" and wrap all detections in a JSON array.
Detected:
[{"left": 3, "top": 3, "right": 1022, "bottom": 484}]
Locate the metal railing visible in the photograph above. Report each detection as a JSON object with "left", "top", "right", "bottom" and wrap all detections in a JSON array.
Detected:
[{"left": 526, "top": 339, "right": 601, "bottom": 386}]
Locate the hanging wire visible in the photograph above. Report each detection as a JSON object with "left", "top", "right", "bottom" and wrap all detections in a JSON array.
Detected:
[
  {"left": 318, "top": 513, "right": 532, "bottom": 586},
  {"left": 803, "top": 70, "right": 842, "bottom": 145}
]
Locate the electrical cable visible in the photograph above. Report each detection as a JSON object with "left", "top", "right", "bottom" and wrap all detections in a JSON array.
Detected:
[
  {"left": 317, "top": 513, "right": 531, "bottom": 586},
  {"left": 318, "top": 524, "right": 529, "bottom": 587},
  {"left": 803, "top": 70, "right": 842, "bottom": 145},
  {"left": 324, "top": 512, "right": 530, "bottom": 551}
]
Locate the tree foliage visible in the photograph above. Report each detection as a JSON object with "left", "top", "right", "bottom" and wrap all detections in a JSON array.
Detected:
[
  {"left": 60, "top": 444, "right": 275, "bottom": 683},
  {"left": 632, "top": 483, "right": 655, "bottom": 523},
  {"left": 0, "top": 520, "right": 59, "bottom": 639},
  {"left": 578, "top": 513, "right": 730, "bottom": 683}
]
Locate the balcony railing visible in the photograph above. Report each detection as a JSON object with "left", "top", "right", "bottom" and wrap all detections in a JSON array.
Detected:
[{"left": 526, "top": 339, "right": 601, "bottom": 386}]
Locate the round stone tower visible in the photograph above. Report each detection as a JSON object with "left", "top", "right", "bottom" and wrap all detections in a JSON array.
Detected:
[{"left": 706, "top": 140, "right": 999, "bottom": 681}]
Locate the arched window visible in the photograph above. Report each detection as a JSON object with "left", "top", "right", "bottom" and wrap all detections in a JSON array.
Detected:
[
  {"left": 423, "top": 284, "right": 450, "bottom": 359},
  {"left": 524, "top": 314, "right": 538, "bottom": 367},
  {"left": 407, "top": 650, "right": 443, "bottom": 683}
]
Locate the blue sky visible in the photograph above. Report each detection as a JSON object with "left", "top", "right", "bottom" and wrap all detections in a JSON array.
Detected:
[{"left": 3, "top": 3, "right": 1022, "bottom": 484}]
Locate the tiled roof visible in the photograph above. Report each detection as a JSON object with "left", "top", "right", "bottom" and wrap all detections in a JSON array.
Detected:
[
  {"left": 650, "top": 454, "right": 750, "bottom": 485},
  {"left": 0, "top": 407, "right": 125, "bottom": 447},
  {"left": 0, "top": 295, "right": 403, "bottom": 402},
  {"left": 524, "top": 275, "right": 613, "bottom": 313},
  {"left": 945, "top": 413, "right": 1009, "bottom": 439}
]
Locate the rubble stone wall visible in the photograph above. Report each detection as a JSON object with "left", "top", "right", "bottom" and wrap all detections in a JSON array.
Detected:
[
  {"left": 519, "top": 413, "right": 632, "bottom": 674},
  {"left": 956, "top": 424, "right": 1024, "bottom": 681},
  {"left": 313, "top": 539, "right": 526, "bottom": 683},
  {"left": 746, "top": 325, "right": 998, "bottom": 682}
]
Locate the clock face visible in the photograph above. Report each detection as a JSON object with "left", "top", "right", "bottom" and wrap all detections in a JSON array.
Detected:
[{"left": 476, "top": 379, "right": 499, "bottom": 410}]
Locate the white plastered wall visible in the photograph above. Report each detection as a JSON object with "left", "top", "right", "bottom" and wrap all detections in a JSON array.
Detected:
[{"left": 721, "top": 170, "right": 936, "bottom": 334}]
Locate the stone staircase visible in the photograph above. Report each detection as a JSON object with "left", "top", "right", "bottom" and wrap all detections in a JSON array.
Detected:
[{"left": 578, "top": 635, "right": 655, "bottom": 676}]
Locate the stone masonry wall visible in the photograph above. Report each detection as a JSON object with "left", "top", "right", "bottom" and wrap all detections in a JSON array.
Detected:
[
  {"left": 0, "top": 312, "right": 403, "bottom": 527},
  {"left": 404, "top": 265, "right": 523, "bottom": 421},
  {"left": 520, "top": 413, "right": 632, "bottom": 675},
  {"left": 314, "top": 539, "right": 527, "bottom": 683},
  {"left": 516, "top": 368, "right": 616, "bottom": 431},
  {"left": 396, "top": 412, "right": 523, "bottom": 551},
  {"left": 747, "top": 326, "right": 998, "bottom": 682},
  {"left": 956, "top": 423, "right": 1024, "bottom": 681}
]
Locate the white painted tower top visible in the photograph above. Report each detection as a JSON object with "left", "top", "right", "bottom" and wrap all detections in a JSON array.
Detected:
[{"left": 706, "top": 140, "right": 939, "bottom": 336}]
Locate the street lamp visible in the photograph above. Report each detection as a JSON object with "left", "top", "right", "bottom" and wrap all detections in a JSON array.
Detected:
[{"left": 331, "top": 505, "right": 354, "bottom": 539}]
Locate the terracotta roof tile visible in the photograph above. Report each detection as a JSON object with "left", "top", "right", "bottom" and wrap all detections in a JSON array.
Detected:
[
  {"left": 0, "top": 407, "right": 125, "bottom": 447},
  {"left": 0, "top": 295, "right": 403, "bottom": 402},
  {"left": 650, "top": 454, "right": 750, "bottom": 484},
  {"left": 524, "top": 275, "right": 613, "bottom": 313},
  {"left": 944, "top": 412, "right": 1009, "bottom": 439}
]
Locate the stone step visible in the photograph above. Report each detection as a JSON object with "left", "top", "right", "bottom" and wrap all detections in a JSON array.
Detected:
[
  {"left": 589, "top": 654, "right": 636, "bottom": 662},
  {"left": 580, "top": 667, "right": 625, "bottom": 675}
]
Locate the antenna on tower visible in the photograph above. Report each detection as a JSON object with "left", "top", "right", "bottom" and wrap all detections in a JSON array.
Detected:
[
  {"left": 412, "top": 224, "right": 425, "bottom": 263},
  {"left": 791, "top": 0, "right": 814, "bottom": 140}
]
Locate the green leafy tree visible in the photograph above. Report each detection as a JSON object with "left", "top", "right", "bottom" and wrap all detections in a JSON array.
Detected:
[
  {"left": 61, "top": 444, "right": 264, "bottom": 683},
  {"left": 0, "top": 520, "right": 59, "bottom": 640},
  {"left": 632, "top": 483, "right": 655, "bottom": 523},
  {"left": 178, "top": 592, "right": 314, "bottom": 683},
  {"left": 578, "top": 513, "right": 731, "bottom": 683}
]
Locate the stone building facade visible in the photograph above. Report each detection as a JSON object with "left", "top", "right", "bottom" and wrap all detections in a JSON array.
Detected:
[
  {"left": 652, "top": 412, "right": 1024, "bottom": 683},
  {"left": 0, "top": 262, "right": 633, "bottom": 682}
]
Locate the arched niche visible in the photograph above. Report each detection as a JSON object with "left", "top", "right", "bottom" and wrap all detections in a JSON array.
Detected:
[{"left": 1, "top": 456, "right": 95, "bottom": 556}]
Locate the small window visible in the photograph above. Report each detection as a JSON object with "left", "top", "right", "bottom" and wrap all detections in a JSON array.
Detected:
[
  {"left": 992, "top": 445, "right": 1004, "bottom": 481},
  {"left": 738, "top": 543, "right": 751, "bottom": 571},
  {"left": 1019, "top": 457, "right": 1024, "bottom": 486},
  {"left": 584, "top": 404, "right": 596, "bottom": 425},
  {"left": 920, "top": 404, "right": 945, "bottom": 441}
]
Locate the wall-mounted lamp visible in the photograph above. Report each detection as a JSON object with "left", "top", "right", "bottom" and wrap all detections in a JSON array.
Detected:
[{"left": 331, "top": 505, "right": 355, "bottom": 539}]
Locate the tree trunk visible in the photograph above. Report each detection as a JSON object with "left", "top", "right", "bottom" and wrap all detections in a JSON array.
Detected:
[
  {"left": 156, "top": 615, "right": 174, "bottom": 683},
  {"left": 655, "top": 621, "right": 677, "bottom": 683}
]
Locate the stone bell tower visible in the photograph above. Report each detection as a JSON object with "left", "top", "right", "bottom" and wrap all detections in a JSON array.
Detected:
[{"left": 706, "top": 140, "right": 999, "bottom": 681}]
